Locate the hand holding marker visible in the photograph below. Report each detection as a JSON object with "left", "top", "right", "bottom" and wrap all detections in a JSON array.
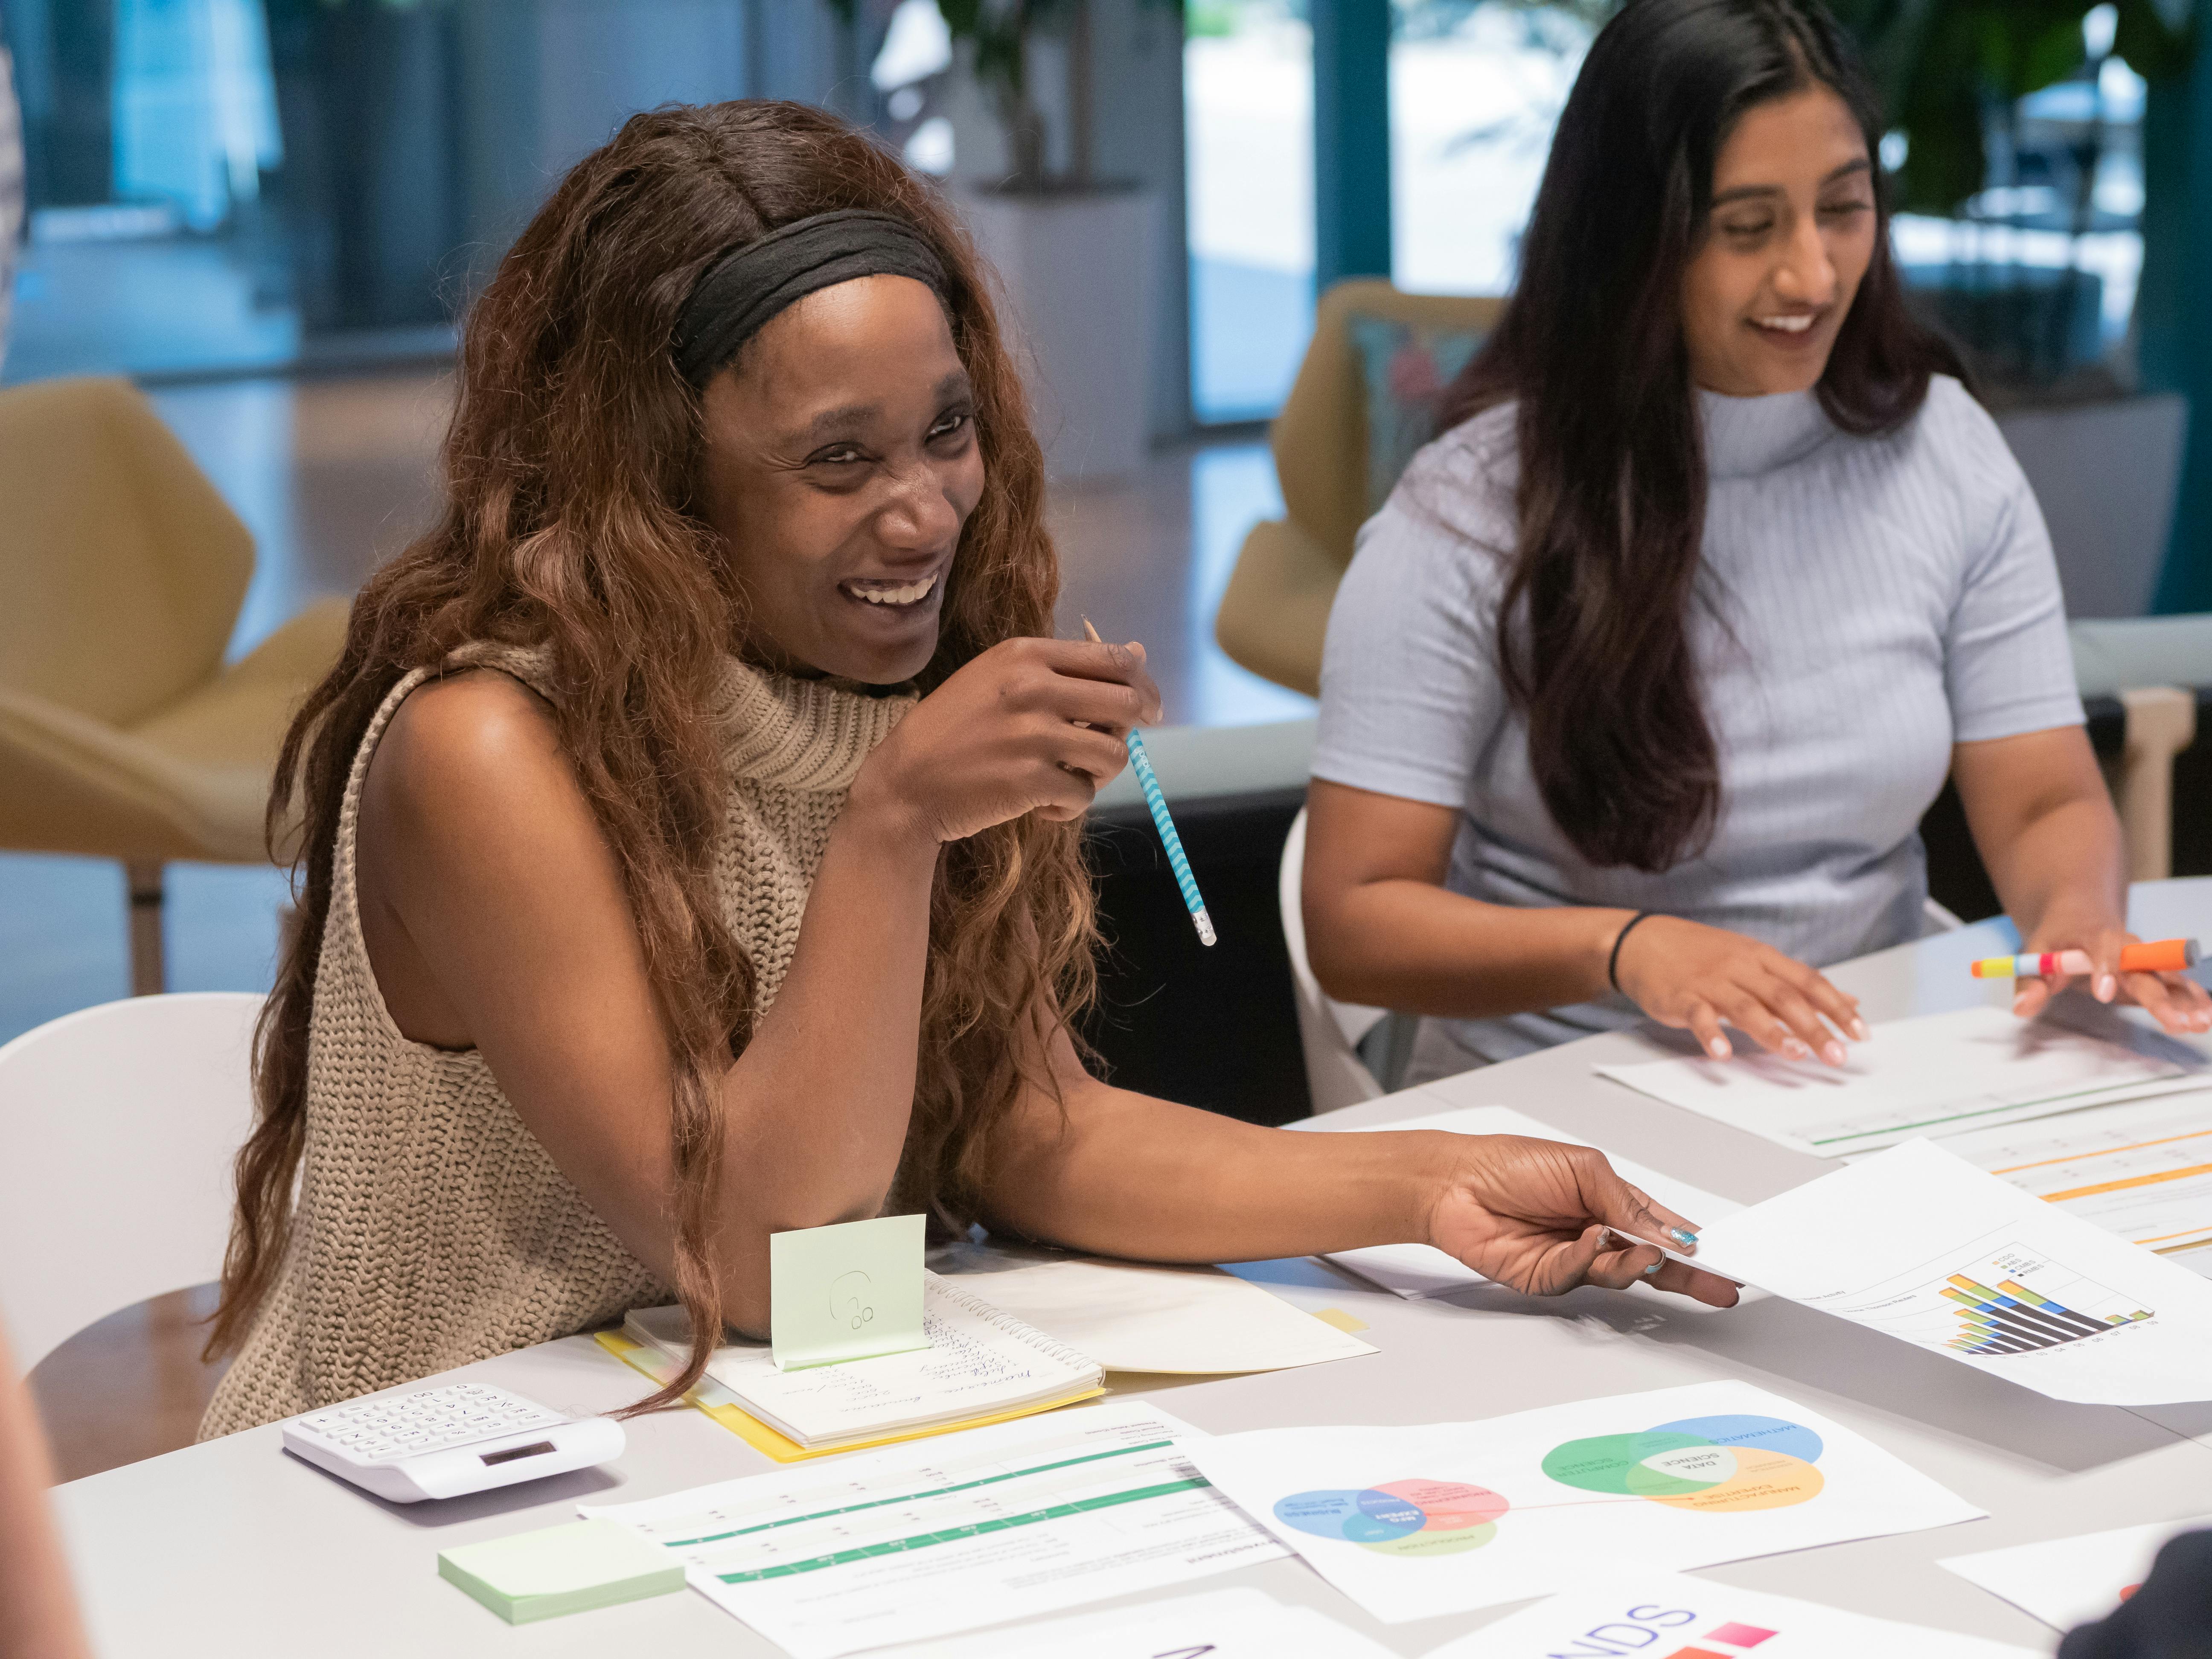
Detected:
[
  {"left": 1082, "top": 619, "right": 1215, "bottom": 947},
  {"left": 1970, "top": 938, "right": 2199, "bottom": 979}
]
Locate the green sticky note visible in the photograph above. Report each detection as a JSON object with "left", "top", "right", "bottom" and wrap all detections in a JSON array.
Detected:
[
  {"left": 437, "top": 1517, "right": 684, "bottom": 1625},
  {"left": 770, "top": 1213, "right": 928, "bottom": 1370}
]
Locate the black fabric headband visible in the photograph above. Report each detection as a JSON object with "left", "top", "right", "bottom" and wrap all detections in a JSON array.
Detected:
[{"left": 673, "top": 208, "right": 952, "bottom": 388}]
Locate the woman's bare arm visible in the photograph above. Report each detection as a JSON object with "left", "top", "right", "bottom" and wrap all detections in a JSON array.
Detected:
[
  {"left": 1303, "top": 779, "right": 1863, "bottom": 1062},
  {"left": 977, "top": 1026, "right": 1738, "bottom": 1309},
  {"left": 1953, "top": 725, "right": 2211, "bottom": 1031},
  {"left": 0, "top": 1326, "right": 92, "bottom": 1659}
]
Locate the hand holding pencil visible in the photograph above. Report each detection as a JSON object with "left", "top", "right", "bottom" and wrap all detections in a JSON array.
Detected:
[{"left": 1083, "top": 619, "right": 1215, "bottom": 947}]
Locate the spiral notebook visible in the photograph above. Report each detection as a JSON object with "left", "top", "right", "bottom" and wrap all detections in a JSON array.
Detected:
[{"left": 622, "top": 1272, "right": 1104, "bottom": 1451}]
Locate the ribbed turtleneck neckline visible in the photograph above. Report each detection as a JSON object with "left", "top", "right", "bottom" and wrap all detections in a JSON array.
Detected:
[
  {"left": 713, "top": 655, "right": 914, "bottom": 792},
  {"left": 1699, "top": 387, "right": 1836, "bottom": 481}
]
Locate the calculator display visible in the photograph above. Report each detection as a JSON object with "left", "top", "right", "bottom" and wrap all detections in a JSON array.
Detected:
[{"left": 479, "top": 1441, "right": 557, "bottom": 1466}]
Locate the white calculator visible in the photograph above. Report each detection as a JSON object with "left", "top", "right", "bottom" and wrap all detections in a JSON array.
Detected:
[{"left": 279, "top": 1382, "right": 625, "bottom": 1503}]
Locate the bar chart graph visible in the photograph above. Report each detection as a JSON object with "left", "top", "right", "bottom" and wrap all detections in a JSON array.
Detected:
[{"left": 1939, "top": 1272, "right": 2153, "bottom": 1355}]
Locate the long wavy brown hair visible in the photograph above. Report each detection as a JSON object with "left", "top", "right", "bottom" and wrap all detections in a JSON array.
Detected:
[
  {"left": 207, "top": 101, "right": 1097, "bottom": 1408},
  {"left": 1437, "top": 0, "right": 1965, "bottom": 873}
]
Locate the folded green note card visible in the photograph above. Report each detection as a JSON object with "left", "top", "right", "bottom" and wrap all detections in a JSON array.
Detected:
[
  {"left": 437, "top": 1517, "right": 684, "bottom": 1625},
  {"left": 770, "top": 1212, "right": 928, "bottom": 1370}
]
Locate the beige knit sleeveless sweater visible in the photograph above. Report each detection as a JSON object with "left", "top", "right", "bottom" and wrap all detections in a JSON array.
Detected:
[{"left": 200, "top": 645, "right": 912, "bottom": 1437}]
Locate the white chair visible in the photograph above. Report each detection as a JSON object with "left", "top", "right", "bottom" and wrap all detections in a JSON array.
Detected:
[
  {"left": 0, "top": 992, "right": 260, "bottom": 1374},
  {"left": 1279, "top": 807, "right": 1391, "bottom": 1114}
]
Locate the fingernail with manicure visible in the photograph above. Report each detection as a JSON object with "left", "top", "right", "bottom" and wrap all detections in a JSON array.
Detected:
[
  {"left": 1669, "top": 1227, "right": 1698, "bottom": 1247},
  {"left": 1784, "top": 1038, "right": 1812, "bottom": 1060},
  {"left": 1642, "top": 1262, "right": 1662, "bottom": 1277},
  {"left": 1822, "top": 1041, "right": 1845, "bottom": 1066},
  {"left": 2097, "top": 974, "right": 2117, "bottom": 1002},
  {"left": 1709, "top": 1037, "right": 1732, "bottom": 1059},
  {"left": 1850, "top": 1017, "right": 1870, "bottom": 1040}
]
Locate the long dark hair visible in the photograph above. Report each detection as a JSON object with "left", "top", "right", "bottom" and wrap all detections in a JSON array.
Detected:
[
  {"left": 208, "top": 102, "right": 1098, "bottom": 1409},
  {"left": 1438, "top": 0, "right": 1964, "bottom": 872}
]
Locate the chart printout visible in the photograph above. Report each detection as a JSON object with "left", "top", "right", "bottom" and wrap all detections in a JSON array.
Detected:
[
  {"left": 578, "top": 1402, "right": 1287, "bottom": 1659},
  {"left": 1420, "top": 1569, "right": 2041, "bottom": 1658},
  {"left": 1593, "top": 1006, "right": 2203, "bottom": 1158},
  {"left": 1288, "top": 1104, "right": 1744, "bottom": 1300},
  {"left": 1181, "top": 1381, "right": 1983, "bottom": 1624},
  {"left": 1932, "top": 1092, "right": 2212, "bottom": 1255},
  {"left": 1939, "top": 1516, "right": 2212, "bottom": 1632},
  {"left": 1691, "top": 1140, "right": 2212, "bottom": 1404}
]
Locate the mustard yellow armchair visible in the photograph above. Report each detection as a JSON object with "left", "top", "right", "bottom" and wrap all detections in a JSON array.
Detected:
[
  {"left": 0, "top": 378, "right": 351, "bottom": 993},
  {"left": 1214, "top": 281, "right": 1505, "bottom": 698}
]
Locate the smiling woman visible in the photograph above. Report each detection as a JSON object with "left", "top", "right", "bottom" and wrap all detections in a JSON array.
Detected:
[
  {"left": 1303, "top": 0, "right": 2212, "bottom": 1086},
  {"left": 192, "top": 100, "right": 1739, "bottom": 1440}
]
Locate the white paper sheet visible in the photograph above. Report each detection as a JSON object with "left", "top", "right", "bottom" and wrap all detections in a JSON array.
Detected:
[
  {"left": 929, "top": 1247, "right": 1378, "bottom": 1371},
  {"left": 638, "top": 1275, "right": 1100, "bottom": 1447},
  {"left": 1419, "top": 1568, "right": 2041, "bottom": 1658},
  {"left": 1928, "top": 1091, "right": 2212, "bottom": 1254},
  {"left": 1290, "top": 1104, "right": 1743, "bottom": 1298},
  {"left": 1689, "top": 1138, "right": 2212, "bottom": 1404},
  {"left": 1940, "top": 1515, "right": 2212, "bottom": 1632},
  {"left": 1179, "top": 1380, "right": 1983, "bottom": 1625},
  {"left": 1595, "top": 1006, "right": 2204, "bottom": 1158},
  {"left": 580, "top": 1400, "right": 1287, "bottom": 1658},
  {"left": 875, "top": 1586, "right": 1396, "bottom": 1659}
]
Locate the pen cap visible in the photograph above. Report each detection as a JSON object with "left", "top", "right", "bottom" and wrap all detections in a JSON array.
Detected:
[{"left": 2128, "top": 937, "right": 2199, "bottom": 973}]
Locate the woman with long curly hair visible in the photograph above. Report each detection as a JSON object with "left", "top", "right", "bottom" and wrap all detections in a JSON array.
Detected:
[{"left": 199, "top": 100, "right": 1734, "bottom": 1435}]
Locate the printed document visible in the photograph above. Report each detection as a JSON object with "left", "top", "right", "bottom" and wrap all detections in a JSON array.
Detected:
[
  {"left": 581, "top": 1400, "right": 1286, "bottom": 1658},
  {"left": 1689, "top": 1139, "right": 2212, "bottom": 1404},
  {"left": 1420, "top": 1568, "right": 2040, "bottom": 1658},
  {"left": 625, "top": 1274, "right": 1101, "bottom": 1449},
  {"left": 929, "top": 1246, "right": 1378, "bottom": 1371},
  {"left": 1931, "top": 1091, "right": 2212, "bottom": 1254},
  {"left": 875, "top": 1586, "right": 1394, "bottom": 1659},
  {"left": 1940, "top": 1516, "right": 2212, "bottom": 1631},
  {"left": 1291, "top": 1104, "right": 1742, "bottom": 1298},
  {"left": 1180, "top": 1380, "right": 1982, "bottom": 1624},
  {"left": 1595, "top": 1005, "right": 2203, "bottom": 1158}
]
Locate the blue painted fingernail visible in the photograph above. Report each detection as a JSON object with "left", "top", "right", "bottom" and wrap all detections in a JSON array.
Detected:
[
  {"left": 1669, "top": 1227, "right": 1698, "bottom": 1246},
  {"left": 1642, "top": 1262, "right": 1662, "bottom": 1277}
]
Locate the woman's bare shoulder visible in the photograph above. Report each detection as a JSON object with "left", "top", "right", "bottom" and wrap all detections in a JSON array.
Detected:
[{"left": 361, "top": 668, "right": 595, "bottom": 872}]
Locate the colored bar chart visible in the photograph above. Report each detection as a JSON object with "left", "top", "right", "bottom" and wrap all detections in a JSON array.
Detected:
[{"left": 1941, "top": 1272, "right": 2152, "bottom": 1356}]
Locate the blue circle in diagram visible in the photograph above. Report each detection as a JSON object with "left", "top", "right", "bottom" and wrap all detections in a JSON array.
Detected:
[
  {"left": 1649, "top": 1414, "right": 1824, "bottom": 1465},
  {"left": 1272, "top": 1487, "right": 1423, "bottom": 1543}
]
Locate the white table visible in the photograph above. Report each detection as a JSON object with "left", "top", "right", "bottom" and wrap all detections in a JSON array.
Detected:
[{"left": 54, "top": 880, "right": 2212, "bottom": 1656}]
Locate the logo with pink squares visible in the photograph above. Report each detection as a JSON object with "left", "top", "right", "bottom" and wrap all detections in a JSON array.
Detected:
[{"left": 1666, "top": 1620, "right": 1779, "bottom": 1658}]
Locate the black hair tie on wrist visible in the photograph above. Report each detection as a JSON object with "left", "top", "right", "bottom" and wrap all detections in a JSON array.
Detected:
[{"left": 1608, "top": 911, "right": 1661, "bottom": 994}]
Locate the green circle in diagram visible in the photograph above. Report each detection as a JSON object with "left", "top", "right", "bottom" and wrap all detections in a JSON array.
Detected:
[{"left": 1540, "top": 1431, "right": 1715, "bottom": 1497}]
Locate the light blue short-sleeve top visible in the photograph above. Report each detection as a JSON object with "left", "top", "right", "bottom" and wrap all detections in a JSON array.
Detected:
[{"left": 1312, "top": 376, "right": 2085, "bottom": 1062}]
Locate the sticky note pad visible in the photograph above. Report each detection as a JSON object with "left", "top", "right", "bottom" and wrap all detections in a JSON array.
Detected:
[
  {"left": 769, "top": 1213, "right": 928, "bottom": 1370},
  {"left": 437, "top": 1517, "right": 684, "bottom": 1624}
]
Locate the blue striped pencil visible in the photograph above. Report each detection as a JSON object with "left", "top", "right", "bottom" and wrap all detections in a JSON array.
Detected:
[{"left": 1083, "top": 620, "right": 1216, "bottom": 947}]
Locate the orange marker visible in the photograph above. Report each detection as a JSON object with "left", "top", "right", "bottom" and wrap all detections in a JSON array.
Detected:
[{"left": 1970, "top": 938, "right": 2199, "bottom": 978}]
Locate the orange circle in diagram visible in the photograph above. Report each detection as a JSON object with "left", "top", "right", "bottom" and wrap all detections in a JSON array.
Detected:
[{"left": 1643, "top": 1449, "right": 1825, "bottom": 1513}]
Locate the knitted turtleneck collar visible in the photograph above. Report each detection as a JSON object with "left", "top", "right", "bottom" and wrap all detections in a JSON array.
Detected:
[
  {"left": 713, "top": 654, "right": 914, "bottom": 792},
  {"left": 1698, "top": 386, "right": 1837, "bottom": 481}
]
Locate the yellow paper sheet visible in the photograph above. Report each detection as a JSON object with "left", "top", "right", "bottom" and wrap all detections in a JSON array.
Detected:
[{"left": 591, "top": 1331, "right": 1103, "bottom": 1462}]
